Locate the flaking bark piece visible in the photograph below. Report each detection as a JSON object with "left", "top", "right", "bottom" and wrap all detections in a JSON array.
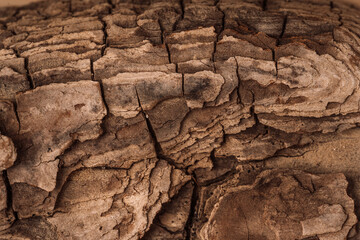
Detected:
[{"left": 7, "top": 81, "right": 107, "bottom": 193}]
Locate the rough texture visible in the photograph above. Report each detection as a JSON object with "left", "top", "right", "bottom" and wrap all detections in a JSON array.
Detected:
[
  {"left": 143, "top": 182, "right": 194, "bottom": 240},
  {"left": 0, "top": 134, "right": 16, "bottom": 171},
  {"left": 0, "top": 174, "right": 14, "bottom": 232},
  {"left": 8, "top": 80, "right": 107, "bottom": 193},
  {"left": 0, "top": 0, "right": 360, "bottom": 239},
  {"left": 0, "top": 49, "right": 29, "bottom": 101},
  {"left": 48, "top": 160, "right": 190, "bottom": 240},
  {"left": 197, "top": 170, "right": 356, "bottom": 240}
]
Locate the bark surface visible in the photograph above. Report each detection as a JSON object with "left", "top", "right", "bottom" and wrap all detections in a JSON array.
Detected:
[{"left": 1, "top": 0, "right": 360, "bottom": 239}]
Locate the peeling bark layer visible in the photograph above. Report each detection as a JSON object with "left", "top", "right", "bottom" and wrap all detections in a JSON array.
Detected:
[{"left": 1, "top": 0, "right": 360, "bottom": 239}]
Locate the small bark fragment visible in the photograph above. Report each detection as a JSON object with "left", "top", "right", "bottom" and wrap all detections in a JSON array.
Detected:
[{"left": 0, "top": 135, "right": 16, "bottom": 171}]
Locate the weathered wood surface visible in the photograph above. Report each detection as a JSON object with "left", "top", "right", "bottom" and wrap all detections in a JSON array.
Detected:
[{"left": 1, "top": 0, "right": 360, "bottom": 239}]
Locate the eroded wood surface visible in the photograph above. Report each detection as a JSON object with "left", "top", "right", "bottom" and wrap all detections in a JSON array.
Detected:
[{"left": 1, "top": 0, "right": 360, "bottom": 239}]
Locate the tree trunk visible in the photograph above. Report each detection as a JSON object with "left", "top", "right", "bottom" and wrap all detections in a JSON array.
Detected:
[{"left": 1, "top": 0, "right": 360, "bottom": 239}]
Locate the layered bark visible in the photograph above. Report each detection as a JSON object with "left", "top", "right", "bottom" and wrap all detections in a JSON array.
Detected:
[{"left": 1, "top": 0, "right": 360, "bottom": 239}]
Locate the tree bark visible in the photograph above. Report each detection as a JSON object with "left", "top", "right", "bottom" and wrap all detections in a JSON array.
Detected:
[{"left": 1, "top": 0, "right": 360, "bottom": 239}]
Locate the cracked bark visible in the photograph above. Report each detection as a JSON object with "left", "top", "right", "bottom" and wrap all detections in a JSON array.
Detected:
[{"left": 1, "top": 0, "right": 360, "bottom": 239}]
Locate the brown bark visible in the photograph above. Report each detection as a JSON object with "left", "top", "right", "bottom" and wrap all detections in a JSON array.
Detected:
[{"left": 1, "top": 0, "right": 360, "bottom": 239}]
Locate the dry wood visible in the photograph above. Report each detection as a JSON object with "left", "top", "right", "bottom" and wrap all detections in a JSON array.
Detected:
[{"left": 1, "top": 0, "right": 360, "bottom": 239}]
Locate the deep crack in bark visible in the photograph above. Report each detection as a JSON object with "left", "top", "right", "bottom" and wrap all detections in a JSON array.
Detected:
[
  {"left": 2, "top": 170, "right": 18, "bottom": 223},
  {"left": 185, "top": 180, "right": 198, "bottom": 240}
]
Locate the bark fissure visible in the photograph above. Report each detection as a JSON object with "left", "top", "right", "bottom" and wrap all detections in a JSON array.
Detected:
[
  {"left": 100, "top": 18, "right": 108, "bottom": 56},
  {"left": 180, "top": 0, "right": 185, "bottom": 20},
  {"left": 185, "top": 179, "right": 198, "bottom": 240},
  {"left": 90, "top": 59, "right": 94, "bottom": 81},
  {"left": 106, "top": 0, "right": 115, "bottom": 12},
  {"left": 12, "top": 102, "right": 22, "bottom": 135},
  {"left": 24, "top": 57, "right": 34, "bottom": 89},
  {"left": 99, "top": 81, "right": 110, "bottom": 114},
  {"left": 159, "top": 20, "right": 165, "bottom": 45},
  {"left": 165, "top": 42, "right": 172, "bottom": 64},
  {"left": 250, "top": 106, "right": 259, "bottom": 125},
  {"left": 278, "top": 15, "right": 288, "bottom": 44},
  {"left": 262, "top": 0, "right": 268, "bottom": 11},
  {"left": 181, "top": 72, "right": 184, "bottom": 95},
  {"left": 134, "top": 87, "right": 164, "bottom": 162},
  {"left": 213, "top": 1, "right": 225, "bottom": 62},
  {"left": 330, "top": 1, "right": 343, "bottom": 27},
  {"left": 234, "top": 57, "right": 243, "bottom": 104},
  {"left": 159, "top": 20, "right": 173, "bottom": 65},
  {"left": 68, "top": 0, "right": 72, "bottom": 14},
  {"left": 2, "top": 170, "right": 18, "bottom": 222},
  {"left": 9, "top": 39, "right": 33, "bottom": 89}
]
